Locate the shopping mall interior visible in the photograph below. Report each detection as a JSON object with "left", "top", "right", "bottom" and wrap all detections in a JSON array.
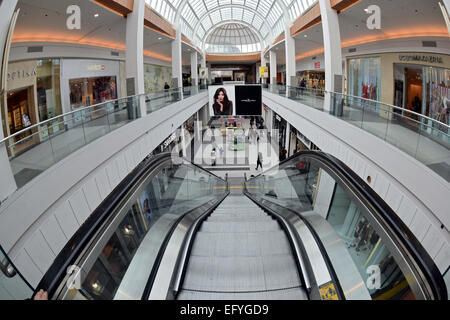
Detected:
[{"left": 0, "top": 0, "right": 449, "bottom": 303}]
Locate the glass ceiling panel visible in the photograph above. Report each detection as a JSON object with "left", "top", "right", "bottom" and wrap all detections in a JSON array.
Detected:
[{"left": 145, "top": 0, "right": 318, "bottom": 50}]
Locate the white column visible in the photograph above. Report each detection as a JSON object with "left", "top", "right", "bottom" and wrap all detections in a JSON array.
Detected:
[
  {"left": 0, "top": 0, "right": 19, "bottom": 200},
  {"left": 269, "top": 50, "right": 277, "bottom": 85},
  {"left": 171, "top": 26, "right": 183, "bottom": 89},
  {"left": 284, "top": 122, "right": 290, "bottom": 154},
  {"left": 125, "top": 0, "right": 146, "bottom": 117},
  {"left": 284, "top": 10, "right": 296, "bottom": 89},
  {"left": 319, "top": 0, "right": 343, "bottom": 111},
  {"left": 260, "top": 52, "right": 267, "bottom": 85},
  {"left": 200, "top": 53, "right": 206, "bottom": 87},
  {"left": 180, "top": 125, "right": 187, "bottom": 157},
  {"left": 190, "top": 51, "right": 198, "bottom": 88},
  {"left": 196, "top": 111, "right": 201, "bottom": 141}
]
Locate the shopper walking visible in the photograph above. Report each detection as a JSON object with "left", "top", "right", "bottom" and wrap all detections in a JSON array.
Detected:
[{"left": 255, "top": 151, "right": 263, "bottom": 170}]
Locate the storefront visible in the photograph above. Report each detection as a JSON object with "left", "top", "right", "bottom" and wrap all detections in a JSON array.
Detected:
[
  {"left": 272, "top": 111, "right": 287, "bottom": 150},
  {"left": 143, "top": 63, "right": 172, "bottom": 92},
  {"left": 345, "top": 52, "right": 450, "bottom": 119},
  {"left": 296, "top": 70, "right": 325, "bottom": 90},
  {"left": 288, "top": 126, "right": 312, "bottom": 157},
  {"left": 346, "top": 52, "right": 450, "bottom": 135},
  {"left": 394, "top": 62, "right": 449, "bottom": 126},
  {"left": 61, "top": 59, "right": 122, "bottom": 113},
  {"left": 2, "top": 59, "right": 62, "bottom": 155}
]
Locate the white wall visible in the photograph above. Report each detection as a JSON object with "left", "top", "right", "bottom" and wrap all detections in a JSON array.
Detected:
[
  {"left": 295, "top": 37, "right": 450, "bottom": 72},
  {"left": 262, "top": 91, "right": 450, "bottom": 276},
  {"left": 0, "top": 92, "right": 208, "bottom": 287},
  {"left": 9, "top": 42, "right": 172, "bottom": 67}
]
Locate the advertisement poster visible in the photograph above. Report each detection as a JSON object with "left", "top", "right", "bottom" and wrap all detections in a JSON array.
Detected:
[
  {"left": 209, "top": 85, "right": 236, "bottom": 116},
  {"left": 235, "top": 85, "right": 262, "bottom": 116},
  {"left": 209, "top": 85, "right": 262, "bottom": 116}
]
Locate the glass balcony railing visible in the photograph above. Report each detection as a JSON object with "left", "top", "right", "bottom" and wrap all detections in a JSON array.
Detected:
[
  {"left": 35, "top": 153, "right": 228, "bottom": 300},
  {"left": 245, "top": 151, "right": 447, "bottom": 300},
  {"left": 0, "top": 86, "right": 207, "bottom": 190},
  {"left": 0, "top": 245, "right": 34, "bottom": 300},
  {"left": 264, "top": 85, "right": 450, "bottom": 182}
]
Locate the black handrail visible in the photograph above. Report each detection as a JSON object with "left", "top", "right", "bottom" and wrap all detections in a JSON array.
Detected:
[
  {"left": 246, "top": 150, "right": 447, "bottom": 300},
  {"left": 34, "top": 153, "right": 173, "bottom": 299}
]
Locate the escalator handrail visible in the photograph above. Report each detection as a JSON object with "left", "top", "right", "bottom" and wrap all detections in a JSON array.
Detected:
[
  {"left": 34, "top": 152, "right": 227, "bottom": 299},
  {"left": 243, "top": 192, "right": 346, "bottom": 300},
  {"left": 246, "top": 150, "right": 447, "bottom": 300}
]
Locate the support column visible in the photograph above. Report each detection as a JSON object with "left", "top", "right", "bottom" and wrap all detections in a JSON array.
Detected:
[
  {"left": 284, "top": 11, "right": 296, "bottom": 91},
  {"left": 0, "top": 0, "right": 19, "bottom": 201},
  {"left": 319, "top": 0, "right": 343, "bottom": 112},
  {"left": 284, "top": 122, "right": 290, "bottom": 155},
  {"left": 171, "top": 26, "right": 183, "bottom": 89},
  {"left": 125, "top": 0, "right": 146, "bottom": 117},
  {"left": 200, "top": 54, "right": 207, "bottom": 87},
  {"left": 269, "top": 50, "right": 277, "bottom": 85},
  {"left": 260, "top": 52, "right": 267, "bottom": 85},
  {"left": 180, "top": 125, "right": 187, "bottom": 158},
  {"left": 190, "top": 51, "right": 198, "bottom": 88}
]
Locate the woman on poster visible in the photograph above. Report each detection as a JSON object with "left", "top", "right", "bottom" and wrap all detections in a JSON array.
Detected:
[{"left": 213, "top": 87, "right": 233, "bottom": 115}]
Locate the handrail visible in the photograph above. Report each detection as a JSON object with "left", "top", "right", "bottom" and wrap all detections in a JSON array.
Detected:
[
  {"left": 266, "top": 84, "right": 450, "bottom": 131},
  {"left": 34, "top": 153, "right": 173, "bottom": 299},
  {"left": 246, "top": 150, "right": 447, "bottom": 300},
  {"left": 0, "top": 86, "right": 193, "bottom": 145},
  {"left": 34, "top": 152, "right": 226, "bottom": 299}
]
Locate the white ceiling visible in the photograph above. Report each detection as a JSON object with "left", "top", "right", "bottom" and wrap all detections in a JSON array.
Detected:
[
  {"left": 268, "top": 0, "right": 449, "bottom": 65},
  {"left": 11, "top": 0, "right": 450, "bottom": 67},
  {"left": 12, "top": 0, "right": 196, "bottom": 64}
]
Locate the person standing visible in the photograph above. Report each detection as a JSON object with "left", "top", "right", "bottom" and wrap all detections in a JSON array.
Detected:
[
  {"left": 211, "top": 148, "right": 217, "bottom": 166},
  {"left": 255, "top": 151, "right": 263, "bottom": 170}
]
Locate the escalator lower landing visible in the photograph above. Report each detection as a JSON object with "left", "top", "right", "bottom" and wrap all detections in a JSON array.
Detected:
[{"left": 177, "top": 196, "right": 308, "bottom": 300}]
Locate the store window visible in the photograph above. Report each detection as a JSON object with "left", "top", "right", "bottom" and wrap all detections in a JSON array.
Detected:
[
  {"left": 144, "top": 64, "right": 172, "bottom": 93},
  {"left": 69, "top": 76, "right": 117, "bottom": 109},
  {"left": 394, "top": 64, "right": 449, "bottom": 136},
  {"left": 36, "top": 59, "right": 62, "bottom": 121},
  {"left": 348, "top": 57, "right": 381, "bottom": 102},
  {"left": 423, "top": 66, "right": 449, "bottom": 129}
]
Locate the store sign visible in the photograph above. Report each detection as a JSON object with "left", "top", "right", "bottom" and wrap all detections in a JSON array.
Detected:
[
  {"left": 260, "top": 66, "right": 269, "bottom": 79},
  {"left": 275, "top": 115, "right": 281, "bottom": 122},
  {"left": 314, "top": 62, "right": 321, "bottom": 69},
  {"left": 398, "top": 55, "right": 443, "bottom": 64},
  {"left": 87, "top": 64, "right": 105, "bottom": 71},
  {"left": 7, "top": 67, "right": 37, "bottom": 81},
  {"left": 163, "top": 132, "right": 177, "bottom": 149}
]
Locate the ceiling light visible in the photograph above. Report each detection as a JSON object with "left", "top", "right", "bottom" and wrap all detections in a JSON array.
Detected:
[
  {"left": 158, "top": 37, "right": 162, "bottom": 40},
  {"left": 304, "top": 35, "right": 308, "bottom": 38},
  {"left": 94, "top": 13, "right": 99, "bottom": 18}
]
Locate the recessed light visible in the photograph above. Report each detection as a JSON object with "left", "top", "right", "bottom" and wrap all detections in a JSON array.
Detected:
[
  {"left": 304, "top": 35, "right": 308, "bottom": 37},
  {"left": 158, "top": 37, "right": 162, "bottom": 40},
  {"left": 94, "top": 13, "right": 99, "bottom": 18}
]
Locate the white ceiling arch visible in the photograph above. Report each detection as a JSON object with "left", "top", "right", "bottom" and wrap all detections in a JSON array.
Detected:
[
  {"left": 192, "top": 4, "right": 274, "bottom": 47},
  {"left": 202, "top": 20, "right": 264, "bottom": 53},
  {"left": 146, "top": 0, "right": 319, "bottom": 49}
]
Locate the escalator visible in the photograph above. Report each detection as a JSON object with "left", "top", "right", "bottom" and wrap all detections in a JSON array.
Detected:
[
  {"left": 177, "top": 195, "right": 307, "bottom": 300},
  {"left": 34, "top": 152, "right": 447, "bottom": 300}
]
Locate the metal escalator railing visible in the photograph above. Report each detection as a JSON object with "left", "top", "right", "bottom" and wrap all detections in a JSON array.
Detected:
[
  {"left": 34, "top": 152, "right": 228, "bottom": 300},
  {"left": 264, "top": 85, "right": 450, "bottom": 182},
  {"left": 244, "top": 151, "right": 447, "bottom": 300}
]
